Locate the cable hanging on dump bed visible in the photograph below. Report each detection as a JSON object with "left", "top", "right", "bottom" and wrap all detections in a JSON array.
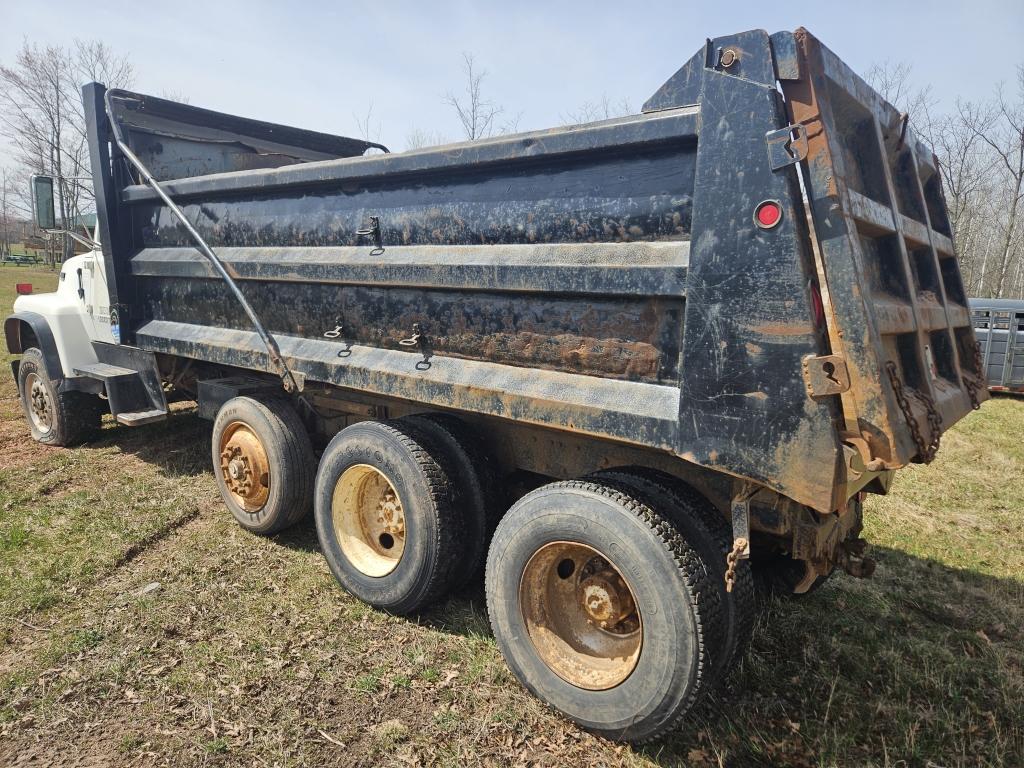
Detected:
[{"left": 103, "top": 89, "right": 302, "bottom": 393}]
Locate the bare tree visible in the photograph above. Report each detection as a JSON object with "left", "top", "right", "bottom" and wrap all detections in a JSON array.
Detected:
[
  {"left": 404, "top": 128, "right": 450, "bottom": 151},
  {"left": 158, "top": 88, "right": 191, "bottom": 104},
  {"left": 444, "top": 53, "right": 503, "bottom": 141},
  {"left": 561, "top": 94, "right": 632, "bottom": 127},
  {"left": 866, "top": 60, "right": 934, "bottom": 127},
  {"left": 958, "top": 67, "right": 1024, "bottom": 298},
  {"left": 0, "top": 167, "right": 13, "bottom": 258},
  {"left": 937, "top": 101, "right": 997, "bottom": 294},
  {"left": 353, "top": 99, "right": 382, "bottom": 143},
  {"left": 0, "top": 39, "right": 132, "bottom": 263}
]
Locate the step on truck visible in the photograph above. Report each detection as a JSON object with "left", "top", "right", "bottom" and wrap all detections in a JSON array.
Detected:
[{"left": 8, "top": 27, "right": 986, "bottom": 742}]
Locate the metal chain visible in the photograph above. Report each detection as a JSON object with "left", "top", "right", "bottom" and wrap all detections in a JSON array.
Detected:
[
  {"left": 885, "top": 361, "right": 941, "bottom": 464},
  {"left": 914, "top": 388, "right": 943, "bottom": 462},
  {"left": 724, "top": 537, "right": 747, "bottom": 594},
  {"left": 964, "top": 341, "right": 985, "bottom": 411},
  {"left": 964, "top": 377, "right": 982, "bottom": 411}
]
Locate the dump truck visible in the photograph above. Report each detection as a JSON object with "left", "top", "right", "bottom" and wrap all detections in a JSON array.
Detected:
[{"left": 7, "top": 27, "right": 986, "bottom": 743}]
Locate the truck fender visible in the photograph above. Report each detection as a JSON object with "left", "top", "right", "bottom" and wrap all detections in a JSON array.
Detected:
[{"left": 5, "top": 311, "right": 65, "bottom": 383}]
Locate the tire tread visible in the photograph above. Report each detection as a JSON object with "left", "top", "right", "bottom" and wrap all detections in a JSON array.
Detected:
[
  {"left": 379, "top": 419, "right": 465, "bottom": 609},
  {"left": 403, "top": 413, "right": 495, "bottom": 589},
  {"left": 594, "top": 468, "right": 756, "bottom": 688},
  {"left": 486, "top": 478, "right": 722, "bottom": 743}
]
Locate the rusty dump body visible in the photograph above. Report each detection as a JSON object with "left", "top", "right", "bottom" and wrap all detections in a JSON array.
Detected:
[{"left": 81, "top": 28, "right": 984, "bottom": 568}]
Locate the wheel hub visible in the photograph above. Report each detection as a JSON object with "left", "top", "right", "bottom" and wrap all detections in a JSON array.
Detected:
[
  {"left": 581, "top": 570, "right": 635, "bottom": 628},
  {"left": 519, "top": 542, "right": 643, "bottom": 691},
  {"left": 25, "top": 374, "right": 53, "bottom": 432},
  {"left": 332, "top": 464, "right": 407, "bottom": 577},
  {"left": 375, "top": 490, "right": 406, "bottom": 542},
  {"left": 228, "top": 457, "right": 246, "bottom": 481},
  {"left": 218, "top": 423, "right": 271, "bottom": 511}
]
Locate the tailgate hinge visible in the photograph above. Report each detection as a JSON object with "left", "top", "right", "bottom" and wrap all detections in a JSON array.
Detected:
[
  {"left": 803, "top": 354, "right": 850, "bottom": 397},
  {"left": 766, "top": 123, "right": 809, "bottom": 170}
]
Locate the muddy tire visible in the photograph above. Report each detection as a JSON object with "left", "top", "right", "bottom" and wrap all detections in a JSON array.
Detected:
[
  {"left": 212, "top": 396, "right": 315, "bottom": 535},
  {"left": 592, "top": 468, "right": 756, "bottom": 687},
  {"left": 402, "top": 413, "right": 497, "bottom": 589},
  {"left": 485, "top": 480, "right": 722, "bottom": 743},
  {"left": 314, "top": 420, "right": 464, "bottom": 615},
  {"left": 17, "top": 347, "right": 103, "bottom": 446}
]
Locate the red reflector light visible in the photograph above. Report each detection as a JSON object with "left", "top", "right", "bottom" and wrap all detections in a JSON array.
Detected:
[
  {"left": 754, "top": 200, "right": 783, "bottom": 229},
  {"left": 810, "top": 281, "right": 825, "bottom": 327},
  {"left": 16, "top": 283, "right": 32, "bottom": 295}
]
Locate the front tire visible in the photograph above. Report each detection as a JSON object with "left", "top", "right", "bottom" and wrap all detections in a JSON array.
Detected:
[
  {"left": 17, "top": 347, "right": 102, "bottom": 446},
  {"left": 485, "top": 480, "right": 722, "bottom": 743}
]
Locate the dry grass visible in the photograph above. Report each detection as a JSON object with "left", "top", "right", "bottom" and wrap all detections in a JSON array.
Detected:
[{"left": 0, "top": 268, "right": 1021, "bottom": 767}]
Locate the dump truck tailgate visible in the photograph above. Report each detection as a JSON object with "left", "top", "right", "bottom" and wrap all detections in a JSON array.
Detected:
[{"left": 779, "top": 28, "right": 987, "bottom": 468}]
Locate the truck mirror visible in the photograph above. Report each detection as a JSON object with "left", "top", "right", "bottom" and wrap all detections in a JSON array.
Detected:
[{"left": 31, "top": 175, "right": 56, "bottom": 231}]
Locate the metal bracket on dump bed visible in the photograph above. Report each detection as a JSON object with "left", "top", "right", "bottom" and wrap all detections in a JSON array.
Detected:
[
  {"left": 725, "top": 483, "right": 758, "bottom": 592},
  {"left": 802, "top": 354, "right": 851, "bottom": 397},
  {"left": 766, "top": 123, "right": 809, "bottom": 170}
]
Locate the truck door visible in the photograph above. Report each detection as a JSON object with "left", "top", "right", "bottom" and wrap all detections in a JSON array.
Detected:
[{"left": 80, "top": 249, "right": 116, "bottom": 344}]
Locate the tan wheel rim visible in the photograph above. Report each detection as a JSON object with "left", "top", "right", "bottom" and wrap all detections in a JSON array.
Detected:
[
  {"left": 25, "top": 372, "right": 53, "bottom": 434},
  {"left": 332, "top": 464, "right": 406, "bottom": 577},
  {"left": 519, "top": 541, "right": 642, "bottom": 690},
  {"left": 218, "top": 422, "right": 271, "bottom": 512}
]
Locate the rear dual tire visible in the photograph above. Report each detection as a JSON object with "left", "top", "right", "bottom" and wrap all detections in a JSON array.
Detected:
[
  {"left": 592, "top": 467, "right": 756, "bottom": 688},
  {"left": 313, "top": 419, "right": 468, "bottom": 615},
  {"left": 485, "top": 478, "right": 727, "bottom": 743}
]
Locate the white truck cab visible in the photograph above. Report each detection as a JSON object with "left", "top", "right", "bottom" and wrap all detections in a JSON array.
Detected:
[
  {"left": 12, "top": 225, "right": 115, "bottom": 380},
  {"left": 8, "top": 179, "right": 167, "bottom": 446}
]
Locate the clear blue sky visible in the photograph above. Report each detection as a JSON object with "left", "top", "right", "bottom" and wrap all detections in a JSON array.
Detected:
[{"left": 1, "top": 0, "right": 1022, "bottom": 153}]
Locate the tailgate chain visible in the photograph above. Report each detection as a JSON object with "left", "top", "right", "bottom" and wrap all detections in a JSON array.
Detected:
[
  {"left": 885, "top": 361, "right": 942, "bottom": 463},
  {"left": 963, "top": 342, "right": 985, "bottom": 411}
]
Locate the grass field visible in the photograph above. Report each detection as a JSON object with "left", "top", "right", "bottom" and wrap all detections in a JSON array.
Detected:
[{"left": 0, "top": 267, "right": 1021, "bottom": 767}]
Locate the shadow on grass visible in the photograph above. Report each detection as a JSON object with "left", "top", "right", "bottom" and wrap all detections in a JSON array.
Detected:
[
  {"left": 90, "top": 405, "right": 211, "bottom": 478},
  {"left": 258, "top": 508, "right": 1023, "bottom": 765},
  {"left": 654, "top": 548, "right": 1020, "bottom": 765},
  {"left": 326, "top": 541, "right": 1020, "bottom": 766}
]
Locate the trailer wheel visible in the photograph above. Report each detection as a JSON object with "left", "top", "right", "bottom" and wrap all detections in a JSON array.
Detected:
[
  {"left": 402, "top": 413, "right": 498, "bottom": 589},
  {"left": 17, "top": 347, "right": 103, "bottom": 446},
  {"left": 592, "top": 468, "right": 756, "bottom": 686},
  {"left": 485, "top": 480, "right": 721, "bottom": 743},
  {"left": 211, "top": 396, "right": 314, "bottom": 535},
  {"left": 314, "top": 420, "right": 463, "bottom": 614}
]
